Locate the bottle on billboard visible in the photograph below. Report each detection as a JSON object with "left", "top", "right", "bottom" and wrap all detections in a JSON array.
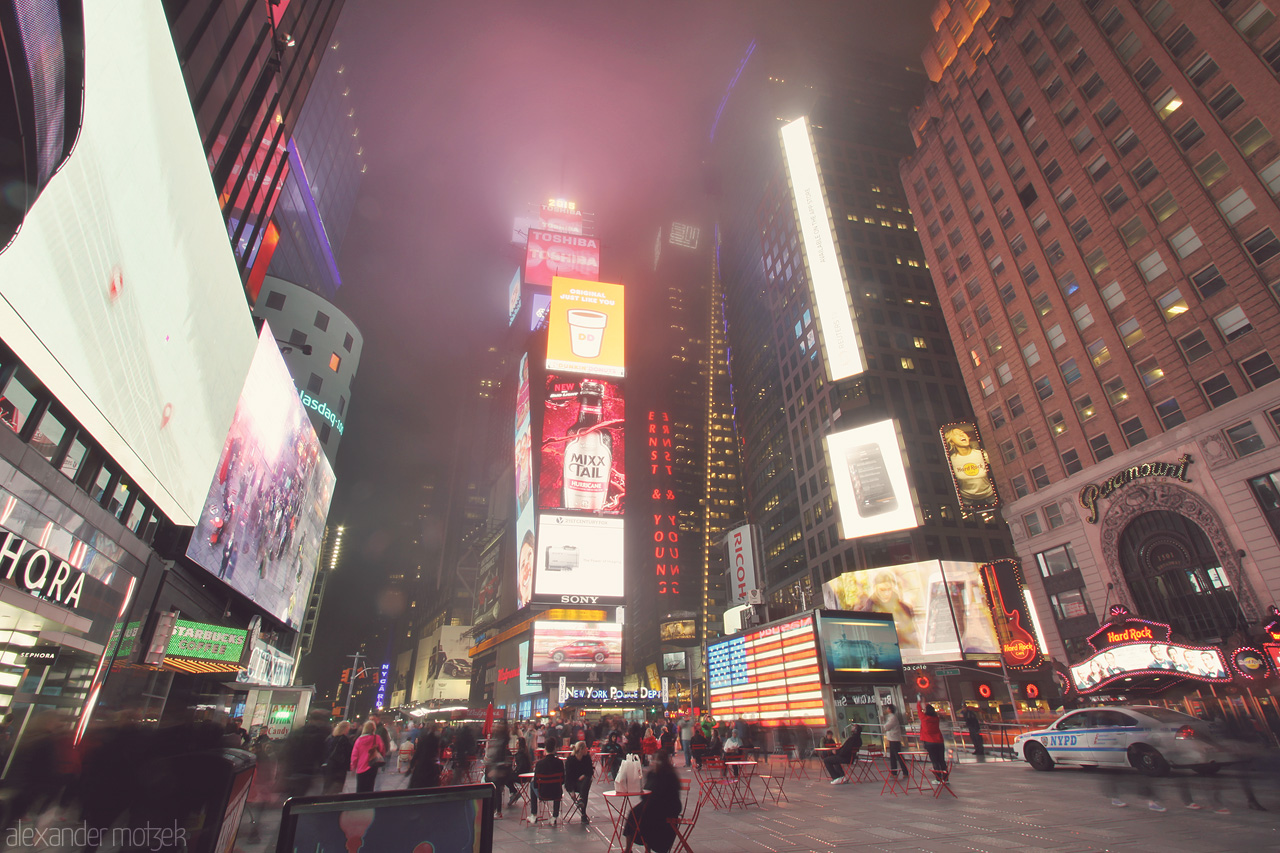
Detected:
[
  {"left": 563, "top": 380, "right": 613, "bottom": 510},
  {"left": 846, "top": 442, "right": 897, "bottom": 517},
  {"left": 567, "top": 309, "right": 608, "bottom": 359}
]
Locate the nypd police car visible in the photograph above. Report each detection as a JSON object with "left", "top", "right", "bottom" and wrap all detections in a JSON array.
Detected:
[{"left": 1014, "top": 705, "right": 1237, "bottom": 776}]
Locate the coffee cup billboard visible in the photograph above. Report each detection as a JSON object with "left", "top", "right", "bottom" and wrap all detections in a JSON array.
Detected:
[{"left": 547, "top": 277, "right": 626, "bottom": 378}]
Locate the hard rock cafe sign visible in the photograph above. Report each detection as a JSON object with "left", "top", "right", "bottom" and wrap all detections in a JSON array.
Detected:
[{"left": 1078, "top": 454, "right": 1193, "bottom": 523}]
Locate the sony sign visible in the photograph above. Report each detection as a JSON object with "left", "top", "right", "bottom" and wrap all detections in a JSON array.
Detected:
[
  {"left": 781, "top": 116, "right": 865, "bottom": 382},
  {"left": 726, "top": 523, "right": 757, "bottom": 606},
  {"left": 0, "top": 531, "right": 87, "bottom": 610}
]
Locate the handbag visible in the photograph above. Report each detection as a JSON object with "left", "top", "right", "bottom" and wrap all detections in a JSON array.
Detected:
[{"left": 615, "top": 754, "right": 644, "bottom": 793}]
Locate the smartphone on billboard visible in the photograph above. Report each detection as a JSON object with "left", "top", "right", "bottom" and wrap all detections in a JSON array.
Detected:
[{"left": 846, "top": 443, "right": 898, "bottom": 517}]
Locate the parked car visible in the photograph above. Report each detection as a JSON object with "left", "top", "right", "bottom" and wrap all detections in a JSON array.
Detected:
[
  {"left": 1014, "top": 705, "right": 1237, "bottom": 776},
  {"left": 550, "top": 639, "right": 609, "bottom": 663}
]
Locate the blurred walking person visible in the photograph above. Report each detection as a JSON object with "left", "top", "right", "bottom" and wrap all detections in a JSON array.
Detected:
[
  {"left": 322, "top": 721, "right": 354, "bottom": 794},
  {"left": 351, "top": 721, "right": 386, "bottom": 793}
]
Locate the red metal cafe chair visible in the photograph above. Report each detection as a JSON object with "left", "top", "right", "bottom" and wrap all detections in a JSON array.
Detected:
[
  {"left": 930, "top": 748, "right": 958, "bottom": 799},
  {"left": 669, "top": 778, "right": 703, "bottom": 853}
]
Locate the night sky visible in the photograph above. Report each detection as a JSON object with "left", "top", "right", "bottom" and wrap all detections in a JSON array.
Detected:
[{"left": 304, "top": 0, "right": 936, "bottom": 687}]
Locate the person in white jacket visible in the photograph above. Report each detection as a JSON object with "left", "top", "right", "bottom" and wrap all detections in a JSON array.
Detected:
[{"left": 881, "top": 704, "right": 906, "bottom": 780}]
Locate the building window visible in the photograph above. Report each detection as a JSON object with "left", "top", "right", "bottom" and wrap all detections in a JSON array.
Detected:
[
  {"left": 1165, "top": 23, "right": 1196, "bottom": 57},
  {"left": 1012, "top": 312, "right": 1029, "bottom": 336},
  {"left": 1114, "top": 126, "right": 1139, "bottom": 155},
  {"left": 1248, "top": 470, "right": 1280, "bottom": 544},
  {"left": 1133, "top": 58, "right": 1163, "bottom": 90},
  {"left": 1071, "top": 125, "right": 1096, "bottom": 152},
  {"left": 1244, "top": 228, "right": 1280, "bottom": 265},
  {"left": 1072, "top": 304, "right": 1094, "bottom": 330},
  {"left": 1138, "top": 250, "right": 1168, "bottom": 281},
  {"left": 1157, "top": 288, "right": 1189, "bottom": 320},
  {"left": 1236, "top": 3, "right": 1277, "bottom": 40},
  {"left": 1034, "top": 376, "right": 1054, "bottom": 400},
  {"left": 1061, "top": 448, "right": 1083, "bottom": 475},
  {"left": 990, "top": 406, "right": 1007, "bottom": 429},
  {"left": 1149, "top": 190, "right": 1178, "bottom": 222},
  {"left": 1022, "top": 342, "right": 1041, "bottom": 366},
  {"left": 900, "top": 357, "right": 916, "bottom": 371},
  {"left": 999, "top": 439, "right": 1017, "bottom": 463},
  {"left": 288, "top": 328, "right": 308, "bottom": 347},
  {"left": 1214, "top": 305, "right": 1254, "bottom": 341},
  {"left": 264, "top": 291, "right": 286, "bottom": 310},
  {"left": 1089, "top": 432, "right": 1114, "bottom": 461},
  {"left": 980, "top": 374, "right": 996, "bottom": 396},
  {"left": 344, "top": 332, "right": 355, "bottom": 352},
  {"left": 1170, "top": 226, "right": 1202, "bottom": 258},
  {"left": 997, "top": 362, "right": 1014, "bottom": 385},
  {"left": 1119, "top": 216, "right": 1148, "bottom": 246},
  {"left": 1033, "top": 292, "right": 1054, "bottom": 316},
  {"left": 1104, "top": 376, "right": 1129, "bottom": 405},
  {"left": 1155, "top": 397, "right": 1186, "bottom": 429},
  {"left": 1012, "top": 475, "right": 1030, "bottom": 499},
  {"left": 1190, "top": 264, "right": 1227, "bottom": 299},
  {"left": 1031, "top": 465, "right": 1051, "bottom": 489},
  {"left": 1047, "top": 324, "right": 1068, "bottom": 349},
  {"left": 1086, "top": 154, "right": 1111, "bottom": 181},
  {"left": 1036, "top": 542, "right": 1079, "bottom": 577},
  {"left": 1136, "top": 357, "right": 1164, "bottom": 387},
  {"left": 1195, "top": 151, "right": 1229, "bottom": 187},
  {"left": 1060, "top": 358, "right": 1083, "bottom": 385},
  {"left": 1070, "top": 217, "right": 1093, "bottom": 242},
  {"left": 1120, "top": 416, "right": 1147, "bottom": 446},
  {"left": 1050, "top": 589, "right": 1093, "bottom": 621},
  {"left": 1226, "top": 421, "right": 1266, "bottom": 456},
  {"left": 338, "top": 395, "right": 347, "bottom": 415},
  {"left": 1241, "top": 351, "right": 1280, "bottom": 387},
  {"left": 1102, "top": 184, "right": 1129, "bottom": 212},
  {"left": 329, "top": 352, "right": 341, "bottom": 371},
  {"left": 307, "top": 373, "right": 324, "bottom": 393},
  {"left": 1201, "top": 372, "right": 1238, "bottom": 408},
  {"left": 1153, "top": 88, "right": 1183, "bottom": 121},
  {"left": 1044, "top": 502, "right": 1065, "bottom": 529},
  {"left": 314, "top": 311, "right": 331, "bottom": 332},
  {"left": 1174, "top": 118, "right": 1205, "bottom": 150},
  {"left": 1118, "top": 317, "right": 1145, "bottom": 348},
  {"left": 1085, "top": 248, "right": 1109, "bottom": 275},
  {"left": 1187, "top": 53, "right": 1219, "bottom": 88},
  {"left": 1075, "top": 394, "right": 1096, "bottom": 422},
  {"left": 1209, "top": 84, "right": 1245, "bottom": 120},
  {"left": 1018, "top": 427, "right": 1037, "bottom": 453},
  {"left": 1087, "top": 338, "right": 1111, "bottom": 367},
  {"left": 1218, "top": 187, "right": 1257, "bottom": 224},
  {"left": 1008, "top": 394, "right": 1026, "bottom": 418},
  {"left": 1101, "top": 280, "right": 1125, "bottom": 310},
  {"left": 1234, "top": 119, "right": 1272, "bottom": 157},
  {"left": 1177, "top": 329, "right": 1214, "bottom": 363},
  {"left": 1023, "top": 512, "right": 1043, "bottom": 537},
  {"left": 318, "top": 422, "right": 332, "bottom": 444}
]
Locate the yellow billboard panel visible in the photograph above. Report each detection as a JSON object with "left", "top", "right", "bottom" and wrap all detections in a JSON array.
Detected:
[{"left": 547, "top": 277, "right": 626, "bottom": 377}]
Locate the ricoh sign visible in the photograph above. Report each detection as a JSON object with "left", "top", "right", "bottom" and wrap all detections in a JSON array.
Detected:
[{"left": 726, "top": 523, "right": 758, "bottom": 606}]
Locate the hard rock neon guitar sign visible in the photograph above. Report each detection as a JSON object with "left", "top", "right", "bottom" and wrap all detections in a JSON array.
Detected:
[{"left": 980, "top": 559, "right": 1045, "bottom": 670}]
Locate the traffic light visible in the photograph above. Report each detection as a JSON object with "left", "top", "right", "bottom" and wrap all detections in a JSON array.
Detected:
[{"left": 341, "top": 668, "right": 351, "bottom": 684}]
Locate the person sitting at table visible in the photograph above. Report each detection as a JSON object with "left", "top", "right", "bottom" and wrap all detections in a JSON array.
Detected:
[
  {"left": 822, "top": 730, "right": 838, "bottom": 749},
  {"left": 689, "top": 727, "right": 709, "bottom": 769},
  {"left": 601, "top": 730, "right": 625, "bottom": 778},
  {"left": 509, "top": 737, "right": 532, "bottom": 808},
  {"left": 641, "top": 728, "right": 659, "bottom": 767},
  {"left": 824, "top": 725, "right": 862, "bottom": 784},
  {"left": 623, "top": 750, "right": 681, "bottom": 853},
  {"left": 534, "top": 736, "right": 565, "bottom": 825},
  {"left": 564, "top": 740, "right": 593, "bottom": 825},
  {"left": 722, "top": 731, "right": 745, "bottom": 777}
]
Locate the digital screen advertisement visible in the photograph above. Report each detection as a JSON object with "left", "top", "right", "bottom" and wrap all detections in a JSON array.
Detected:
[
  {"left": 941, "top": 421, "right": 1000, "bottom": 517},
  {"left": 529, "top": 291, "right": 552, "bottom": 330},
  {"left": 726, "top": 523, "right": 758, "bottom": 605},
  {"left": 507, "top": 268, "right": 522, "bottom": 326},
  {"left": 707, "top": 614, "right": 826, "bottom": 726},
  {"left": 546, "top": 277, "right": 626, "bottom": 378},
  {"left": 524, "top": 228, "right": 600, "bottom": 286},
  {"left": 980, "top": 559, "right": 1048, "bottom": 671},
  {"left": 815, "top": 611, "right": 903, "bottom": 685},
  {"left": 186, "top": 327, "right": 336, "bottom": 629},
  {"left": 515, "top": 354, "right": 533, "bottom": 515},
  {"left": 529, "top": 620, "right": 623, "bottom": 673},
  {"left": 781, "top": 116, "right": 865, "bottom": 382},
  {"left": 0, "top": 0, "right": 259, "bottom": 526},
  {"left": 515, "top": 501, "right": 536, "bottom": 610},
  {"left": 540, "top": 204, "right": 584, "bottom": 234},
  {"left": 539, "top": 373, "right": 625, "bottom": 514},
  {"left": 518, "top": 640, "right": 542, "bottom": 693},
  {"left": 533, "top": 514, "right": 625, "bottom": 604},
  {"left": 822, "top": 560, "right": 1000, "bottom": 664},
  {"left": 825, "top": 419, "right": 919, "bottom": 540},
  {"left": 1070, "top": 643, "right": 1230, "bottom": 693},
  {"left": 663, "top": 651, "right": 688, "bottom": 672}
]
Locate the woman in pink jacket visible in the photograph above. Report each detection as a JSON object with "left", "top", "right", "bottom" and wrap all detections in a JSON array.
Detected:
[{"left": 350, "top": 721, "right": 385, "bottom": 793}]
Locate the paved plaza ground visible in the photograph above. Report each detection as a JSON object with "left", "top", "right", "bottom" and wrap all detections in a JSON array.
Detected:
[{"left": 238, "top": 755, "right": 1280, "bottom": 853}]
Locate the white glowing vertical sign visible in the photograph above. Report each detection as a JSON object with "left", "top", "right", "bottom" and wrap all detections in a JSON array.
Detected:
[{"left": 781, "top": 116, "right": 865, "bottom": 381}]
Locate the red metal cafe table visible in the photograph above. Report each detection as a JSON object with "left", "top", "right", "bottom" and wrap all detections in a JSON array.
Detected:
[
  {"left": 724, "top": 761, "right": 760, "bottom": 808},
  {"left": 516, "top": 773, "right": 535, "bottom": 823},
  {"left": 898, "top": 751, "right": 931, "bottom": 794},
  {"left": 602, "top": 790, "right": 647, "bottom": 852}
]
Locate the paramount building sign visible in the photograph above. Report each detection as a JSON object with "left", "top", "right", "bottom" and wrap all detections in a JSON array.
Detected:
[{"left": 1078, "top": 454, "right": 1193, "bottom": 524}]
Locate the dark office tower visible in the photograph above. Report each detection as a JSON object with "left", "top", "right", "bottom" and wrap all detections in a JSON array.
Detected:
[
  {"left": 267, "top": 36, "right": 366, "bottom": 300},
  {"left": 714, "top": 41, "right": 1014, "bottom": 616},
  {"left": 163, "top": 0, "right": 344, "bottom": 294},
  {"left": 902, "top": 0, "right": 1280, "bottom": 678}
]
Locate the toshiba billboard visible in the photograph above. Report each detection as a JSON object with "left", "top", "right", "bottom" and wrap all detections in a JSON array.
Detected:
[
  {"left": 524, "top": 228, "right": 600, "bottom": 286},
  {"left": 726, "top": 524, "right": 759, "bottom": 606}
]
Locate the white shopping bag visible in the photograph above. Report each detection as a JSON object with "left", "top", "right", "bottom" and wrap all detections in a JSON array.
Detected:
[{"left": 615, "top": 753, "right": 644, "bottom": 793}]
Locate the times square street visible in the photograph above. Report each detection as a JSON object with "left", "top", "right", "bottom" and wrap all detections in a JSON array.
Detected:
[{"left": 234, "top": 757, "right": 1279, "bottom": 853}]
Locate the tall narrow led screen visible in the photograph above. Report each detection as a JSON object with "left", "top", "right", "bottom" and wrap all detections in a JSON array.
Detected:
[
  {"left": 186, "top": 326, "right": 336, "bottom": 629},
  {"left": 539, "top": 374, "right": 624, "bottom": 514},
  {"left": 780, "top": 116, "right": 864, "bottom": 382},
  {"left": 534, "top": 514, "right": 624, "bottom": 604},
  {"left": 515, "top": 355, "right": 532, "bottom": 515},
  {"left": 814, "top": 611, "right": 903, "bottom": 685},
  {"left": 530, "top": 619, "right": 622, "bottom": 674},
  {"left": 0, "top": 0, "right": 259, "bottom": 525},
  {"left": 507, "top": 268, "right": 522, "bottom": 326},
  {"left": 546, "top": 277, "right": 625, "bottom": 378},
  {"left": 822, "top": 560, "right": 1000, "bottom": 664},
  {"left": 707, "top": 614, "right": 825, "bottom": 726},
  {"left": 825, "top": 419, "right": 919, "bottom": 539},
  {"left": 515, "top": 501, "right": 536, "bottom": 610},
  {"left": 525, "top": 228, "right": 600, "bottom": 286}
]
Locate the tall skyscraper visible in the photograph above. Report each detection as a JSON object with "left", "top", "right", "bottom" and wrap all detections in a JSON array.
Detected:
[{"left": 902, "top": 0, "right": 1280, "bottom": 714}]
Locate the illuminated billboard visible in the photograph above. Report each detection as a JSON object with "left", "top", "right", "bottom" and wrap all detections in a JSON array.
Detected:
[
  {"left": 781, "top": 116, "right": 865, "bottom": 382},
  {"left": 825, "top": 420, "right": 919, "bottom": 539},
  {"left": 726, "top": 524, "right": 758, "bottom": 605},
  {"left": 660, "top": 620, "right": 696, "bottom": 641},
  {"left": 518, "top": 640, "right": 542, "bottom": 693},
  {"left": 533, "top": 514, "right": 624, "bottom": 604},
  {"left": 979, "top": 559, "right": 1048, "bottom": 671},
  {"left": 707, "top": 613, "right": 826, "bottom": 726},
  {"left": 822, "top": 560, "right": 1001, "bottom": 664},
  {"left": 540, "top": 204, "right": 584, "bottom": 234},
  {"left": 941, "top": 421, "right": 1000, "bottom": 517},
  {"left": 530, "top": 291, "right": 552, "bottom": 330},
  {"left": 507, "top": 268, "right": 522, "bottom": 326},
  {"left": 0, "top": 0, "right": 260, "bottom": 525},
  {"left": 530, "top": 619, "right": 623, "bottom": 674},
  {"left": 525, "top": 228, "right": 600, "bottom": 286},
  {"left": 546, "top": 277, "right": 625, "bottom": 378},
  {"left": 186, "top": 327, "right": 336, "bottom": 629},
  {"left": 516, "top": 501, "right": 536, "bottom": 610},
  {"left": 663, "top": 651, "right": 688, "bottom": 672},
  {"left": 515, "top": 355, "right": 533, "bottom": 515},
  {"left": 539, "top": 374, "right": 624, "bottom": 514},
  {"left": 814, "top": 611, "right": 903, "bottom": 685}
]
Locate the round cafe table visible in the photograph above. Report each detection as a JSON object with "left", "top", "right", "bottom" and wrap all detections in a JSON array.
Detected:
[
  {"left": 724, "top": 761, "right": 759, "bottom": 808},
  {"left": 899, "top": 751, "right": 931, "bottom": 794},
  {"left": 516, "top": 773, "right": 535, "bottom": 823},
  {"left": 602, "top": 790, "right": 647, "bottom": 852}
]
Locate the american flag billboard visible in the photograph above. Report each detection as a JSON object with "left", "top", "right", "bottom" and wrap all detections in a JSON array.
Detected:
[{"left": 707, "top": 613, "right": 826, "bottom": 726}]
